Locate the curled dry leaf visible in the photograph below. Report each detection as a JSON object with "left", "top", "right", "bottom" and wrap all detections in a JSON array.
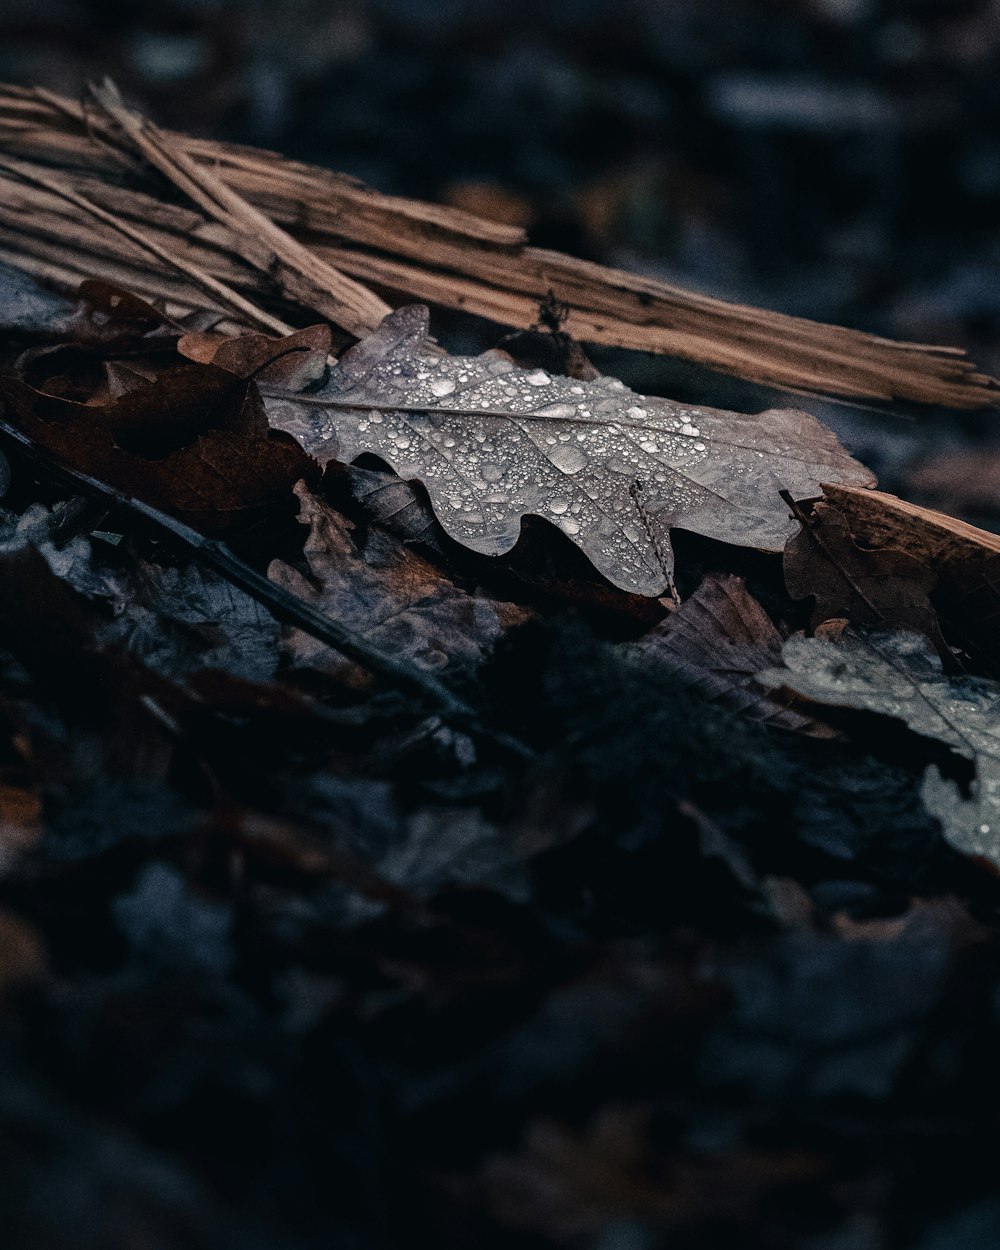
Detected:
[
  {"left": 759, "top": 630, "right": 1000, "bottom": 866},
  {"left": 0, "top": 364, "right": 314, "bottom": 531},
  {"left": 634, "top": 573, "right": 835, "bottom": 737},
  {"left": 783, "top": 498, "right": 946, "bottom": 652},
  {"left": 264, "top": 306, "right": 875, "bottom": 597},
  {"left": 67, "top": 278, "right": 179, "bottom": 346},
  {"left": 178, "top": 323, "right": 332, "bottom": 390},
  {"left": 825, "top": 483, "right": 1000, "bottom": 675},
  {"left": 268, "top": 482, "right": 532, "bottom": 682}
]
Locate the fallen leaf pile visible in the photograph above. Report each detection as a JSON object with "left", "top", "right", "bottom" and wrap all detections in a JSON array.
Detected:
[{"left": 3, "top": 262, "right": 1000, "bottom": 1247}]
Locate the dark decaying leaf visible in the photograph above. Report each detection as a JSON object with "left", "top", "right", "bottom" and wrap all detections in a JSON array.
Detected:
[
  {"left": 264, "top": 306, "right": 875, "bottom": 597},
  {"left": 4, "top": 502, "right": 279, "bottom": 680},
  {"left": 702, "top": 906, "right": 954, "bottom": 1099},
  {"left": 268, "top": 481, "right": 532, "bottom": 681},
  {"left": 783, "top": 499, "right": 944, "bottom": 650},
  {"left": 482, "top": 1103, "right": 820, "bottom": 1242},
  {"left": 66, "top": 278, "right": 180, "bottom": 347},
  {"left": 0, "top": 367, "right": 314, "bottom": 530},
  {"left": 760, "top": 629, "right": 1000, "bottom": 865},
  {"left": 0, "top": 260, "right": 74, "bottom": 334},
  {"left": 633, "top": 573, "right": 835, "bottom": 736}
]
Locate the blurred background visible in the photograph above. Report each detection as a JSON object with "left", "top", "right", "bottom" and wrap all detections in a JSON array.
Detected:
[{"left": 2, "top": 0, "right": 1000, "bottom": 513}]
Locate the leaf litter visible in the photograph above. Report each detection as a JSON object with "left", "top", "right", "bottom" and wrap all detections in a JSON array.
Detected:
[
  {"left": 760, "top": 629, "right": 1000, "bottom": 864},
  {"left": 268, "top": 480, "right": 531, "bottom": 682},
  {"left": 3, "top": 277, "right": 1000, "bottom": 1250}
]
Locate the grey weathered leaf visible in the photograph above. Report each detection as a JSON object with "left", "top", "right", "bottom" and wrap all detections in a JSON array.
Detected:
[
  {"left": 760, "top": 630, "right": 1000, "bottom": 864},
  {"left": 264, "top": 306, "right": 874, "bottom": 597},
  {"left": 268, "top": 481, "right": 531, "bottom": 680},
  {"left": 2, "top": 503, "right": 279, "bottom": 681}
]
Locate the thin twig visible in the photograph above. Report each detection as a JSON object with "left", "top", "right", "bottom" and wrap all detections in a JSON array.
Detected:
[
  {"left": 0, "top": 153, "right": 293, "bottom": 335},
  {"left": 87, "top": 79, "right": 389, "bottom": 339}
]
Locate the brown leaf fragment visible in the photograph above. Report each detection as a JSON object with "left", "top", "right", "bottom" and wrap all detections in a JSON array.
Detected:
[
  {"left": 633, "top": 573, "right": 836, "bottom": 736},
  {"left": 0, "top": 912, "right": 45, "bottom": 990},
  {"left": 178, "top": 324, "right": 332, "bottom": 390},
  {"left": 783, "top": 497, "right": 945, "bottom": 651},
  {"left": 268, "top": 482, "right": 532, "bottom": 682},
  {"left": 102, "top": 360, "right": 157, "bottom": 400},
  {"left": 823, "top": 484, "right": 1000, "bottom": 674},
  {"left": 0, "top": 785, "right": 41, "bottom": 871},
  {"left": 68, "top": 278, "right": 179, "bottom": 346},
  {"left": 0, "top": 369, "right": 314, "bottom": 531}
]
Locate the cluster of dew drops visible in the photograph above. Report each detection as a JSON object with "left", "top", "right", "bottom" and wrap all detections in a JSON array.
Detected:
[{"left": 330, "top": 341, "right": 733, "bottom": 590}]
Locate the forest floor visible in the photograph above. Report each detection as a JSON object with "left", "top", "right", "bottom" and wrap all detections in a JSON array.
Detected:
[{"left": 3, "top": 4, "right": 1000, "bottom": 1248}]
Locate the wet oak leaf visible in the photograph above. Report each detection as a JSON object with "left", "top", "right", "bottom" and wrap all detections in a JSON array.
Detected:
[
  {"left": 633, "top": 573, "right": 835, "bottom": 736},
  {"left": 263, "top": 306, "right": 874, "bottom": 597},
  {"left": 784, "top": 499, "right": 945, "bottom": 649},
  {"left": 268, "top": 481, "right": 532, "bottom": 681},
  {"left": 759, "top": 630, "right": 1000, "bottom": 865}
]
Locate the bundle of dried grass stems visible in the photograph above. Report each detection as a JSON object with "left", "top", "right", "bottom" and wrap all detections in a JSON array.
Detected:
[{"left": 0, "top": 79, "right": 995, "bottom": 409}]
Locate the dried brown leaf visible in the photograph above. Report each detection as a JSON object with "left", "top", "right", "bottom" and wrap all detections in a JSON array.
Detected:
[
  {"left": 0, "top": 369, "right": 314, "bottom": 530},
  {"left": 783, "top": 498, "right": 945, "bottom": 649},
  {"left": 67, "top": 278, "right": 178, "bottom": 346},
  {"left": 178, "top": 323, "right": 332, "bottom": 390},
  {"left": 823, "top": 484, "right": 1000, "bottom": 673}
]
